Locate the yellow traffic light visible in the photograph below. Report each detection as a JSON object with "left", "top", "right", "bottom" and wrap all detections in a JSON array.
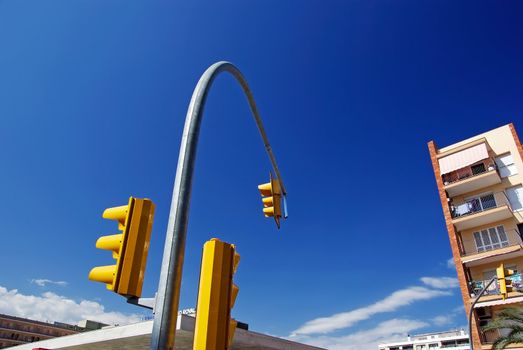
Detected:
[
  {"left": 497, "top": 263, "right": 516, "bottom": 300},
  {"left": 88, "top": 197, "right": 155, "bottom": 298},
  {"left": 258, "top": 173, "right": 282, "bottom": 228},
  {"left": 193, "top": 238, "right": 240, "bottom": 350}
]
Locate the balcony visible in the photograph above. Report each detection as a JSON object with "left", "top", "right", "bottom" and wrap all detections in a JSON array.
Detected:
[
  {"left": 451, "top": 192, "right": 514, "bottom": 231},
  {"left": 442, "top": 159, "right": 501, "bottom": 197},
  {"left": 462, "top": 244, "right": 523, "bottom": 267},
  {"left": 461, "top": 230, "right": 523, "bottom": 267},
  {"left": 440, "top": 340, "right": 470, "bottom": 349},
  {"left": 481, "top": 329, "right": 523, "bottom": 348},
  {"left": 470, "top": 273, "right": 523, "bottom": 305}
]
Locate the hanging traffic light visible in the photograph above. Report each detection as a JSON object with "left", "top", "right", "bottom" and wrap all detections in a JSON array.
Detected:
[
  {"left": 497, "top": 263, "right": 516, "bottom": 300},
  {"left": 88, "top": 197, "right": 155, "bottom": 298},
  {"left": 193, "top": 238, "right": 240, "bottom": 350},
  {"left": 258, "top": 173, "right": 282, "bottom": 228}
]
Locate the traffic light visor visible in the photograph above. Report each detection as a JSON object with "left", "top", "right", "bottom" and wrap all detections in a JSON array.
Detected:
[
  {"left": 89, "top": 265, "right": 117, "bottom": 286},
  {"left": 95, "top": 234, "right": 122, "bottom": 252},
  {"left": 258, "top": 182, "right": 272, "bottom": 196}
]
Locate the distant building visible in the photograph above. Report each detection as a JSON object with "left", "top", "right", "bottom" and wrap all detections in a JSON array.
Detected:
[
  {"left": 429, "top": 123, "right": 523, "bottom": 348},
  {"left": 0, "top": 314, "right": 82, "bottom": 349},
  {"left": 378, "top": 329, "right": 470, "bottom": 350},
  {"left": 76, "top": 320, "right": 109, "bottom": 331}
]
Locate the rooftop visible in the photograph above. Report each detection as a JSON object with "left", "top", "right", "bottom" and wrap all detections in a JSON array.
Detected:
[{"left": 9, "top": 314, "right": 325, "bottom": 350}]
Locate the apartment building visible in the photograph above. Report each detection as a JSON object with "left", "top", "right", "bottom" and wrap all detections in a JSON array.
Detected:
[
  {"left": 0, "top": 314, "right": 82, "bottom": 349},
  {"left": 378, "top": 329, "right": 470, "bottom": 350},
  {"left": 428, "top": 123, "right": 523, "bottom": 349}
]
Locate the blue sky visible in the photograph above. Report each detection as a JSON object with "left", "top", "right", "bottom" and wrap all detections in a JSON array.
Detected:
[{"left": 1, "top": 1, "right": 522, "bottom": 349}]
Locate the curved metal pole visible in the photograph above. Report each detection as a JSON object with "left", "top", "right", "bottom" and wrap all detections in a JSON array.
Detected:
[
  {"left": 468, "top": 276, "right": 497, "bottom": 350},
  {"left": 151, "top": 61, "right": 286, "bottom": 350}
]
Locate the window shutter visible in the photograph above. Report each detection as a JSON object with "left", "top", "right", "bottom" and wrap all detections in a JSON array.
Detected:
[
  {"left": 496, "top": 153, "right": 518, "bottom": 177},
  {"left": 507, "top": 186, "right": 523, "bottom": 211}
]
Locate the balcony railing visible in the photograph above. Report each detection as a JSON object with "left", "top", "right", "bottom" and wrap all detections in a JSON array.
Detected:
[
  {"left": 440, "top": 341, "right": 470, "bottom": 348},
  {"left": 450, "top": 192, "right": 512, "bottom": 219},
  {"left": 442, "top": 158, "right": 497, "bottom": 185},
  {"left": 469, "top": 272, "right": 523, "bottom": 297}
]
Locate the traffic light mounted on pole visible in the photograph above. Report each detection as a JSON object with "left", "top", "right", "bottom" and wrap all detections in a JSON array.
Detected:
[
  {"left": 258, "top": 173, "right": 283, "bottom": 228},
  {"left": 88, "top": 197, "right": 155, "bottom": 299},
  {"left": 497, "top": 263, "right": 516, "bottom": 300},
  {"left": 193, "top": 238, "right": 240, "bottom": 350}
]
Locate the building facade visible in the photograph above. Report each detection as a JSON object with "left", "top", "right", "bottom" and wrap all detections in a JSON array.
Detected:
[
  {"left": 379, "top": 329, "right": 470, "bottom": 350},
  {"left": 0, "top": 314, "right": 83, "bottom": 349},
  {"left": 428, "top": 123, "right": 523, "bottom": 349}
]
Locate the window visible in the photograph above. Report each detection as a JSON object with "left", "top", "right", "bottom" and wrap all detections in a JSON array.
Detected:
[
  {"left": 506, "top": 186, "right": 523, "bottom": 212},
  {"left": 453, "top": 193, "right": 497, "bottom": 217},
  {"left": 495, "top": 153, "right": 518, "bottom": 178},
  {"left": 477, "top": 307, "right": 493, "bottom": 327},
  {"left": 473, "top": 225, "right": 509, "bottom": 252},
  {"left": 471, "top": 162, "right": 486, "bottom": 175},
  {"left": 473, "top": 193, "right": 497, "bottom": 210},
  {"left": 470, "top": 193, "right": 496, "bottom": 211}
]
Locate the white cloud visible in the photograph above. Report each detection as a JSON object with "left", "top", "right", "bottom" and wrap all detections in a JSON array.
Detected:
[
  {"left": 0, "top": 285, "right": 142, "bottom": 326},
  {"left": 452, "top": 305, "right": 465, "bottom": 314},
  {"left": 290, "top": 318, "right": 428, "bottom": 350},
  {"left": 420, "top": 277, "right": 459, "bottom": 289},
  {"left": 431, "top": 305, "right": 466, "bottom": 327},
  {"left": 291, "top": 286, "right": 451, "bottom": 335},
  {"left": 31, "top": 279, "right": 68, "bottom": 287},
  {"left": 432, "top": 315, "right": 454, "bottom": 326},
  {"left": 447, "top": 258, "right": 455, "bottom": 269}
]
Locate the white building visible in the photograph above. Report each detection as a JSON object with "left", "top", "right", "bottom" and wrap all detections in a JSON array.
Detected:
[{"left": 378, "top": 329, "right": 470, "bottom": 350}]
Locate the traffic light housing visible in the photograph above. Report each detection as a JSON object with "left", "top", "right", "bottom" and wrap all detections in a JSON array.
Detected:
[
  {"left": 88, "top": 197, "right": 155, "bottom": 298},
  {"left": 497, "top": 263, "right": 516, "bottom": 300},
  {"left": 193, "top": 238, "right": 240, "bottom": 350},
  {"left": 258, "top": 173, "right": 282, "bottom": 228}
]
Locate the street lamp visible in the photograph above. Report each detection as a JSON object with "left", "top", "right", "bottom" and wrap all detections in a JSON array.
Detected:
[{"left": 150, "top": 61, "right": 287, "bottom": 350}]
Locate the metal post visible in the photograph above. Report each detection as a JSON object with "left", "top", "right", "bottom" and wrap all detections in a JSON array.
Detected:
[
  {"left": 468, "top": 276, "right": 497, "bottom": 350},
  {"left": 150, "top": 61, "right": 287, "bottom": 350}
]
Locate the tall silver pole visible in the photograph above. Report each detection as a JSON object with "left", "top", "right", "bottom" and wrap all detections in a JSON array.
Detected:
[{"left": 151, "top": 61, "right": 287, "bottom": 350}]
